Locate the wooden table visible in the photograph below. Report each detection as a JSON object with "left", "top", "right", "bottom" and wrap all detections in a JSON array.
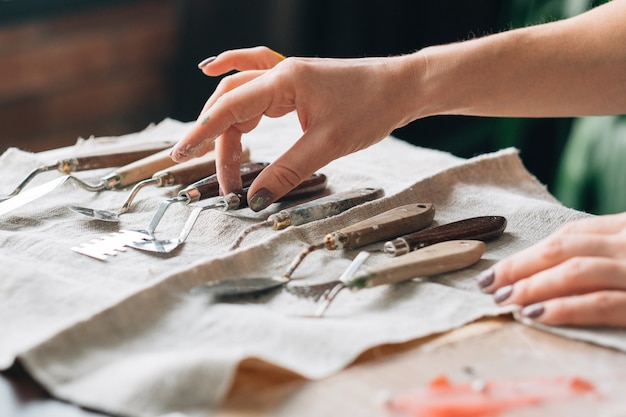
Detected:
[{"left": 4, "top": 316, "right": 625, "bottom": 417}]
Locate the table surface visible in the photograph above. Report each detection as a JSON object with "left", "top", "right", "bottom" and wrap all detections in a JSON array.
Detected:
[{"left": 3, "top": 317, "right": 626, "bottom": 417}]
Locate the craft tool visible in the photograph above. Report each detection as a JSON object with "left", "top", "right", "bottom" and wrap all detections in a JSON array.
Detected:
[
  {"left": 69, "top": 147, "right": 250, "bottom": 222},
  {"left": 0, "top": 147, "right": 178, "bottom": 217},
  {"left": 383, "top": 215, "right": 507, "bottom": 256},
  {"left": 128, "top": 173, "right": 329, "bottom": 254},
  {"left": 0, "top": 140, "right": 176, "bottom": 202},
  {"left": 229, "top": 187, "right": 386, "bottom": 250},
  {"left": 290, "top": 215, "right": 506, "bottom": 300},
  {"left": 312, "top": 240, "right": 485, "bottom": 318},
  {"left": 193, "top": 203, "right": 435, "bottom": 297}
]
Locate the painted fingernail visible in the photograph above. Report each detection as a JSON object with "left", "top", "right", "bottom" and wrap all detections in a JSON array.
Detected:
[
  {"left": 198, "top": 56, "right": 216, "bottom": 68},
  {"left": 494, "top": 285, "right": 513, "bottom": 303},
  {"left": 521, "top": 303, "right": 545, "bottom": 319},
  {"left": 249, "top": 188, "right": 274, "bottom": 212},
  {"left": 476, "top": 269, "right": 495, "bottom": 290}
]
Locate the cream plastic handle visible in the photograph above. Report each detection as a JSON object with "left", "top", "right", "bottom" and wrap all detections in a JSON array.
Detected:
[
  {"left": 155, "top": 147, "right": 251, "bottom": 186},
  {"left": 112, "top": 148, "right": 178, "bottom": 188},
  {"left": 324, "top": 203, "right": 435, "bottom": 250},
  {"left": 346, "top": 240, "right": 485, "bottom": 288}
]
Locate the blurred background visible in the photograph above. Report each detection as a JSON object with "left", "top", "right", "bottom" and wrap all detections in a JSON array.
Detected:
[{"left": 0, "top": 0, "right": 622, "bottom": 214}]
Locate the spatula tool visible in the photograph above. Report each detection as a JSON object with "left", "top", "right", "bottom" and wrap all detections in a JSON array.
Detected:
[
  {"left": 312, "top": 240, "right": 486, "bottom": 318},
  {"left": 0, "top": 140, "right": 176, "bottom": 202},
  {"left": 192, "top": 203, "right": 435, "bottom": 297}
]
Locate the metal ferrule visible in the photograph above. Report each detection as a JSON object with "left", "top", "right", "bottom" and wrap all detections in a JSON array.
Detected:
[
  {"left": 324, "top": 231, "right": 349, "bottom": 250},
  {"left": 155, "top": 172, "right": 175, "bottom": 187},
  {"left": 57, "top": 159, "right": 79, "bottom": 174},
  {"left": 218, "top": 193, "right": 242, "bottom": 211},
  {"left": 179, "top": 188, "right": 200, "bottom": 204},
  {"left": 269, "top": 212, "right": 292, "bottom": 230},
  {"left": 100, "top": 173, "right": 122, "bottom": 190},
  {"left": 383, "top": 238, "right": 409, "bottom": 257}
]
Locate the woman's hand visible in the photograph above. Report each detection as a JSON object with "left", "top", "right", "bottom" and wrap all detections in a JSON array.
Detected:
[
  {"left": 171, "top": 46, "right": 425, "bottom": 211},
  {"left": 477, "top": 213, "right": 626, "bottom": 327}
]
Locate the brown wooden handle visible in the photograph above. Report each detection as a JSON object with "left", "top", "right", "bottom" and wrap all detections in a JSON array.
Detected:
[
  {"left": 384, "top": 216, "right": 507, "bottom": 256},
  {"left": 111, "top": 148, "right": 178, "bottom": 188},
  {"left": 57, "top": 141, "right": 176, "bottom": 173},
  {"left": 324, "top": 203, "right": 435, "bottom": 250},
  {"left": 347, "top": 240, "right": 485, "bottom": 288}
]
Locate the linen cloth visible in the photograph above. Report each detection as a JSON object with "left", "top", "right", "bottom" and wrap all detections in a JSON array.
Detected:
[{"left": 1, "top": 113, "right": 624, "bottom": 417}]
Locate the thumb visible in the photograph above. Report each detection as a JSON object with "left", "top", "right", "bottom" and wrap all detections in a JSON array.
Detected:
[{"left": 246, "top": 130, "right": 338, "bottom": 211}]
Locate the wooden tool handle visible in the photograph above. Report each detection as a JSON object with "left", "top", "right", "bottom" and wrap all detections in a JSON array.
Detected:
[
  {"left": 156, "top": 147, "right": 251, "bottom": 186},
  {"left": 110, "top": 148, "right": 178, "bottom": 188},
  {"left": 58, "top": 141, "right": 176, "bottom": 173},
  {"left": 347, "top": 240, "right": 485, "bottom": 289},
  {"left": 384, "top": 215, "right": 507, "bottom": 256},
  {"left": 190, "top": 162, "right": 268, "bottom": 200},
  {"left": 226, "top": 173, "right": 329, "bottom": 210},
  {"left": 324, "top": 203, "right": 435, "bottom": 250},
  {"left": 271, "top": 187, "right": 385, "bottom": 229}
]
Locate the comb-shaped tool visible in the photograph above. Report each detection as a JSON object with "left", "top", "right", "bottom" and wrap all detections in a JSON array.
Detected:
[{"left": 71, "top": 161, "right": 269, "bottom": 260}]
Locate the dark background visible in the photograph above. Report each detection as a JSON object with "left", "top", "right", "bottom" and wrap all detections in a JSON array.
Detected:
[{"left": 0, "top": 0, "right": 604, "bottom": 206}]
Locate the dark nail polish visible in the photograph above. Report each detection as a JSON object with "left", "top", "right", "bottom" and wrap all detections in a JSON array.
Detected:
[
  {"left": 494, "top": 285, "right": 513, "bottom": 303},
  {"left": 249, "top": 188, "right": 274, "bottom": 212},
  {"left": 476, "top": 269, "right": 495, "bottom": 290},
  {"left": 198, "top": 56, "right": 216, "bottom": 68},
  {"left": 521, "top": 303, "right": 545, "bottom": 319}
]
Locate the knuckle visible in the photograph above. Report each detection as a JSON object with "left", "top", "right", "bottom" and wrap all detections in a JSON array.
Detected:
[
  {"left": 540, "top": 237, "right": 567, "bottom": 263},
  {"left": 269, "top": 163, "right": 304, "bottom": 190}
]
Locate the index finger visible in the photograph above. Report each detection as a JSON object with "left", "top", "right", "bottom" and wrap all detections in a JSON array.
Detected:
[{"left": 199, "top": 46, "right": 286, "bottom": 76}]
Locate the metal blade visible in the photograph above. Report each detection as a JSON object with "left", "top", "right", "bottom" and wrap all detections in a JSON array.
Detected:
[{"left": 0, "top": 175, "right": 69, "bottom": 217}]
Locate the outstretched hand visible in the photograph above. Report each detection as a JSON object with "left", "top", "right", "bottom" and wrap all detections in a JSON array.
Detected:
[
  {"left": 171, "top": 46, "right": 422, "bottom": 211},
  {"left": 477, "top": 213, "right": 626, "bottom": 328}
]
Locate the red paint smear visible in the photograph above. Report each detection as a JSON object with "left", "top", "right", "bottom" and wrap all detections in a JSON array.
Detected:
[{"left": 386, "top": 375, "right": 597, "bottom": 417}]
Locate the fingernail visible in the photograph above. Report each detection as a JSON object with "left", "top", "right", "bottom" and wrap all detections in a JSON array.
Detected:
[
  {"left": 476, "top": 269, "right": 494, "bottom": 290},
  {"left": 521, "top": 303, "right": 545, "bottom": 319},
  {"left": 170, "top": 146, "right": 189, "bottom": 163},
  {"left": 249, "top": 188, "right": 274, "bottom": 212},
  {"left": 198, "top": 56, "right": 216, "bottom": 68},
  {"left": 494, "top": 285, "right": 513, "bottom": 303}
]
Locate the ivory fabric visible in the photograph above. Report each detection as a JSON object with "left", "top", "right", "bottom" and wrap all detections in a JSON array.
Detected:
[{"left": 0, "top": 113, "right": 624, "bottom": 417}]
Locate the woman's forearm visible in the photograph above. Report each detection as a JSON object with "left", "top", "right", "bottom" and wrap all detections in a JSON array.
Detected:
[{"left": 410, "top": 0, "right": 626, "bottom": 119}]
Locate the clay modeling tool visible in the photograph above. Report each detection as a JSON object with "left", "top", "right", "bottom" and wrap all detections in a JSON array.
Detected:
[
  {"left": 312, "top": 240, "right": 486, "bottom": 318},
  {"left": 69, "top": 147, "right": 250, "bottom": 222},
  {"left": 289, "top": 215, "right": 506, "bottom": 300},
  {"left": 282, "top": 203, "right": 436, "bottom": 279},
  {"left": 229, "top": 187, "right": 386, "bottom": 250},
  {"left": 193, "top": 203, "right": 435, "bottom": 297},
  {"left": 71, "top": 161, "right": 271, "bottom": 260},
  {"left": 383, "top": 215, "right": 507, "bottom": 257},
  {"left": 0, "top": 140, "right": 176, "bottom": 202},
  {"left": 0, "top": 148, "right": 178, "bottom": 217},
  {"left": 128, "top": 173, "right": 329, "bottom": 254}
]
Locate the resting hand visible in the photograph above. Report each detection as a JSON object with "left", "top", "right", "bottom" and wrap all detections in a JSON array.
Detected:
[
  {"left": 477, "top": 213, "right": 626, "bottom": 328},
  {"left": 171, "top": 46, "right": 423, "bottom": 210}
]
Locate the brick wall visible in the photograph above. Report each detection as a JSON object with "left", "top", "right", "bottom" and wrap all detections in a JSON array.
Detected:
[{"left": 0, "top": 0, "right": 182, "bottom": 153}]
